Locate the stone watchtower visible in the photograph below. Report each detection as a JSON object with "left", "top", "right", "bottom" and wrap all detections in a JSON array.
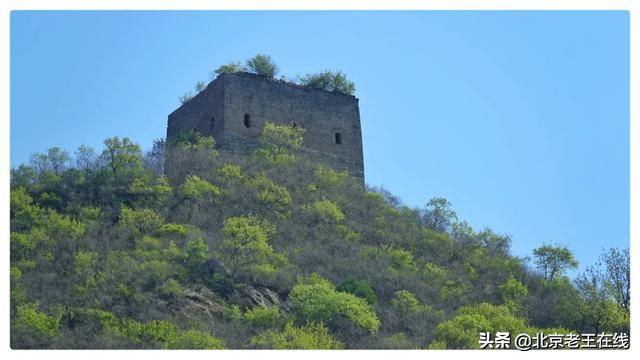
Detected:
[{"left": 166, "top": 72, "right": 364, "bottom": 182}]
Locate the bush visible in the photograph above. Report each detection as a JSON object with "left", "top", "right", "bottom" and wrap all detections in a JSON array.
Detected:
[
  {"left": 250, "top": 322, "right": 343, "bottom": 349},
  {"left": 244, "top": 306, "right": 282, "bottom": 329},
  {"left": 299, "top": 70, "right": 355, "bottom": 95},
  {"left": 14, "top": 303, "right": 60, "bottom": 339},
  {"left": 167, "top": 329, "right": 225, "bottom": 349},
  {"left": 305, "top": 199, "right": 345, "bottom": 223},
  {"left": 118, "top": 207, "right": 163, "bottom": 241},
  {"left": 432, "top": 303, "right": 530, "bottom": 349},
  {"left": 218, "top": 216, "right": 286, "bottom": 281},
  {"left": 289, "top": 274, "right": 380, "bottom": 334},
  {"left": 337, "top": 277, "right": 377, "bottom": 305},
  {"left": 246, "top": 54, "right": 279, "bottom": 78},
  {"left": 258, "top": 121, "right": 304, "bottom": 153},
  {"left": 182, "top": 175, "right": 220, "bottom": 200},
  {"left": 251, "top": 174, "right": 292, "bottom": 212},
  {"left": 158, "top": 279, "right": 183, "bottom": 301},
  {"left": 498, "top": 276, "right": 529, "bottom": 315},
  {"left": 214, "top": 61, "right": 243, "bottom": 76}
]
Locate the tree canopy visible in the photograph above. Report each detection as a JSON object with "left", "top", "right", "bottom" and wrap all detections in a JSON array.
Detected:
[{"left": 10, "top": 123, "right": 629, "bottom": 349}]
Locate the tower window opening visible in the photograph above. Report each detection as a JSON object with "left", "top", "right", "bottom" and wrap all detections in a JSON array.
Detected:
[
  {"left": 334, "top": 132, "right": 342, "bottom": 144},
  {"left": 244, "top": 113, "right": 251, "bottom": 128},
  {"left": 211, "top": 116, "right": 215, "bottom": 129}
]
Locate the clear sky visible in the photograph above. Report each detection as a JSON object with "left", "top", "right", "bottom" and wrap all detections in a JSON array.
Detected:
[{"left": 10, "top": 11, "right": 629, "bottom": 275}]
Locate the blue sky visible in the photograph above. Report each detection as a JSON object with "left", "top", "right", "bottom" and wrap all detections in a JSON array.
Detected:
[{"left": 10, "top": 11, "right": 629, "bottom": 275}]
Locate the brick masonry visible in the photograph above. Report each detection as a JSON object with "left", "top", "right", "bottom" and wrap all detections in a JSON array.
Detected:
[{"left": 167, "top": 72, "right": 365, "bottom": 182}]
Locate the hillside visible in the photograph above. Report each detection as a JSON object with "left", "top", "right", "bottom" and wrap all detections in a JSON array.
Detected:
[{"left": 10, "top": 123, "right": 629, "bottom": 349}]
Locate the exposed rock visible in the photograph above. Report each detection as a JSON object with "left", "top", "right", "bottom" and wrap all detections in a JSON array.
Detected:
[
  {"left": 180, "top": 286, "right": 225, "bottom": 318},
  {"left": 231, "top": 285, "right": 286, "bottom": 310}
]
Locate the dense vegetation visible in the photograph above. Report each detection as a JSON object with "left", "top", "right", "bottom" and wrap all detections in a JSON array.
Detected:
[{"left": 10, "top": 123, "right": 629, "bottom": 349}]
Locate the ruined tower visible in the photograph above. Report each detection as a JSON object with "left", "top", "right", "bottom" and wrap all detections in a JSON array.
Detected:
[{"left": 166, "top": 72, "right": 365, "bottom": 182}]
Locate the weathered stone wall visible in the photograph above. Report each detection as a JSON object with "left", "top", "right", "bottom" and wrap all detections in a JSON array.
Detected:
[
  {"left": 167, "top": 76, "right": 225, "bottom": 141},
  {"left": 167, "top": 72, "right": 364, "bottom": 182}
]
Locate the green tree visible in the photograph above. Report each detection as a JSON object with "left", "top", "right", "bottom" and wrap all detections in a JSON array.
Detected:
[
  {"left": 431, "top": 303, "right": 529, "bottom": 349},
  {"left": 532, "top": 244, "right": 578, "bottom": 280},
  {"left": 166, "top": 130, "right": 218, "bottom": 178},
  {"left": 74, "top": 145, "right": 97, "bottom": 173},
  {"left": 422, "top": 197, "right": 457, "bottom": 232},
  {"left": 100, "top": 137, "right": 143, "bottom": 178},
  {"left": 390, "top": 290, "right": 421, "bottom": 316},
  {"left": 179, "top": 92, "right": 193, "bottom": 104},
  {"left": 244, "top": 306, "right": 282, "bottom": 329},
  {"left": 258, "top": 121, "right": 305, "bottom": 154},
  {"left": 389, "top": 290, "right": 443, "bottom": 345},
  {"left": 143, "top": 138, "right": 165, "bottom": 175},
  {"left": 168, "top": 330, "right": 224, "bottom": 349},
  {"left": 182, "top": 237, "right": 209, "bottom": 277},
  {"left": 117, "top": 207, "right": 163, "bottom": 244},
  {"left": 289, "top": 274, "right": 380, "bottom": 334},
  {"left": 305, "top": 199, "right": 345, "bottom": 223},
  {"left": 30, "top": 147, "right": 70, "bottom": 177},
  {"left": 250, "top": 322, "right": 343, "bottom": 349},
  {"left": 128, "top": 175, "right": 172, "bottom": 208},
  {"left": 576, "top": 263, "right": 629, "bottom": 333},
  {"left": 251, "top": 173, "right": 292, "bottom": 215},
  {"left": 600, "top": 247, "right": 630, "bottom": 311},
  {"left": 194, "top": 81, "right": 206, "bottom": 93},
  {"left": 246, "top": 54, "right": 279, "bottom": 78},
  {"left": 498, "top": 276, "right": 529, "bottom": 316},
  {"left": 218, "top": 216, "right": 286, "bottom": 281},
  {"left": 13, "top": 303, "right": 60, "bottom": 346},
  {"left": 182, "top": 175, "right": 220, "bottom": 200},
  {"left": 337, "top": 277, "right": 377, "bottom": 305},
  {"left": 299, "top": 70, "right": 356, "bottom": 95},
  {"left": 213, "top": 61, "right": 243, "bottom": 76},
  {"left": 11, "top": 165, "right": 36, "bottom": 189}
]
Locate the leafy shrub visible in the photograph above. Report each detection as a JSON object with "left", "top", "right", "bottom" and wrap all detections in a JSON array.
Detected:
[
  {"left": 14, "top": 303, "right": 60, "bottom": 339},
  {"left": 289, "top": 274, "right": 380, "bottom": 334},
  {"left": 246, "top": 54, "right": 279, "bottom": 78},
  {"left": 216, "top": 164, "right": 244, "bottom": 181},
  {"left": 390, "top": 290, "right": 421, "bottom": 316},
  {"left": 167, "top": 329, "right": 224, "bottom": 349},
  {"left": 118, "top": 207, "right": 163, "bottom": 239},
  {"left": 158, "top": 223, "right": 190, "bottom": 237},
  {"left": 299, "top": 70, "right": 355, "bottom": 95},
  {"left": 244, "top": 306, "right": 282, "bottom": 329},
  {"left": 214, "top": 61, "right": 243, "bottom": 76},
  {"left": 182, "top": 237, "right": 209, "bottom": 278},
  {"left": 258, "top": 121, "right": 305, "bottom": 153},
  {"left": 251, "top": 174, "right": 292, "bottom": 212},
  {"left": 432, "top": 303, "right": 529, "bottom": 349},
  {"left": 158, "top": 279, "right": 183, "bottom": 301},
  {"left": 179, "top": 92, "right": 193, "bottom": 104},
  {"left": 498, "top": 276, "right": 529, "bottom": 315},
  {"left": 138, "top": 260, "right": 171, "bottom": 289},
  {"left": 337, "top": 277, "right": 377, "bottom": 305},
  {"left": 250, "top": 322, "right": 343, "bottom": 349},
  {"left": 314, "top": 165, "right": 348, "bottom": 188},
  {"left": 218, "top": 216, "right": 286, "bottom": 281},
  {"left": 182, "top": 175, "right": 220, "bottom": 200},
  {"left": 305, "top": 199, "right": 345, "bottom": 222}
]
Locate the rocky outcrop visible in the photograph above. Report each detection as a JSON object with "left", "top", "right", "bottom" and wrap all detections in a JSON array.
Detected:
[
  {"left": 231, "top": 285, "right": 289, "bottom": 311},
  {"left": 173, "top": 284, "right": 289, "bottom": 320},
  {"left": 181, "top": 286, "right": 225, "bottom": 318}
]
